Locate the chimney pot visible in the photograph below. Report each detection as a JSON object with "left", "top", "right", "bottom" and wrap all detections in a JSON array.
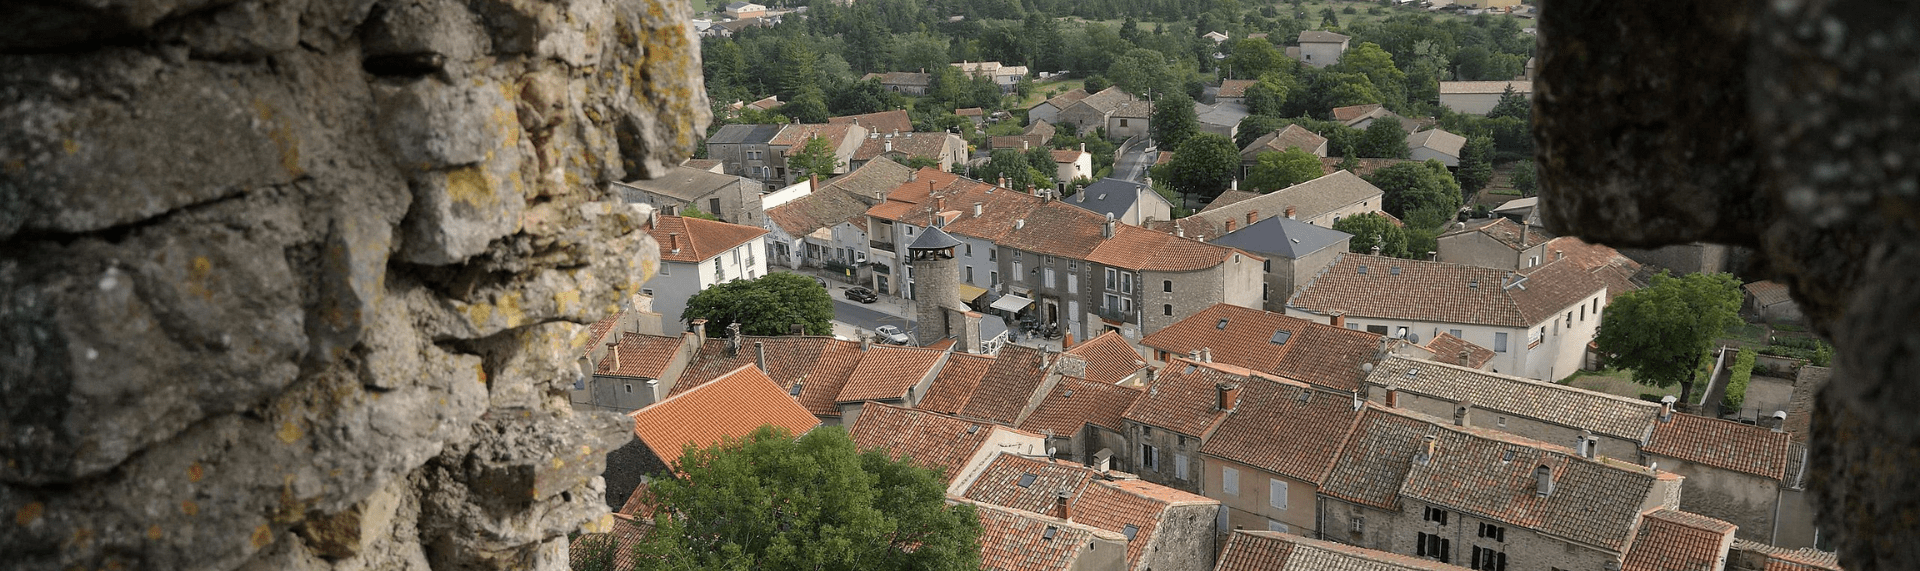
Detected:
[
  {"left": 1216, "top": 382, "right": 1241, "bottom": 411},
  {"left": 974, "top": 202, "right": 984, "bottom": 216},
  {"left": 1056, "top": 491, "right": 1071, "bottom": 520},
  {"left": 1659, "top": 395, "right": 1677, "bottom": 422},
  {"left": 1453, "top": 403, "right": 1471, "bottom": 426},
  {"left": 1330, "top": 312, "right": 1345, "bottom": 328},
  {"left": 606, "top": 340, "right": 622, "bottom": 371},
  {"left": 690, "top": 319, "right": 708, "bottom": 346},
  {"left": 1285, "top": 206, "right": 1296, "bottom": 219}
]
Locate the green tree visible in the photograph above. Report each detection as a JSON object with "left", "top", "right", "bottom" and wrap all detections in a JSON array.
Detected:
[
  {"left": 787, "top": 135, "right": 842, "bottom": 180},
  {"left": 682, "top": 272, "right": 835, "bottom": 336},
  {"left": 1365, "top": 160, "right": 1462, "bottom": 224},
  {"left": 1224, "top": 38, "right": 1283, "bottom": 79},
  {"left": 974, "top": 149, "right": 1048, "bottom": 192},
  {"left": 1082, "top": 75, "right": 1111, "bottom": 94},
  {"left": 1510, "top": 159, "right": 1538, "bottom": 196},
  {"left": 1333, "top": 213, "right": 1409, "bottom": 257},
  {"left": 1107, "top": 48, "right": 1172, "bottom": 97},
  {"left": 1245, "top": 148, "right": 1324, "bottom": 192},
  {"left": 678, "top": 205, "right": 720, "bottom": 221},
  {"left": 1150, "top": 91, "right": 1200, "bottom": 149},
  {"left": 1242, "top": 72, "right": 1297, "bottom": 117},
  {"left": 631, "top": 425, "right": 984, "bottom": 571},
  {"left": 1320, "top": 6, "right": 1340, "bottom": 28},
  {"left": 783, "top": 88, "right": 831, "bottom": 124},
  {"left": 1163, "top": 133, "right": 1241, "bottom": 201},
  {"left": 1488, "top": 85, "right": 1530, "bottom": 120},
  {"left": 1356, "top": 118, "right": 1411, "bottom": 158},
  {"left": 774, "top": 40, "right": 819, "bottom": 99},
  {"left": 1456, "top": 134, "right": 1495, "bottom": 195},
  {"left": 1722, "top": 348, "right": 1758, "bottom": 413},
  {"left": 1331, "top": 42, "right": 1407, "bottom": 107},
  {"left": 1235, "top": 115, "right": 1286, "bottom": 150},
  {"left": 1594, "top": 271, "right": 1745, "bottom": 404}
]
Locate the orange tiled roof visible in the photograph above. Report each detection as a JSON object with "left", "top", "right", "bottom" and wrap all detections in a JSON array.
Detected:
[
  {"left": 1331, "top": 103, "right": 1384, "bottom": 123},
  {"left": 853, "top": 132, "right": 958, "bottom": 162},
  {"left": 1216, "top": 530, "right": 1481, "bottom": 571},
  {"left": 957, "top": 344, "right": 1052, "bottom": 425},
  {"left": 1731, "top": 539, "right": 1844, "bottom": 571},
  {"left": 1290, "top": 253, "right": 1607, "bottom": 328},
  {"left": 768, "top": 122, "right": 857, "bottom": 151},
  {"left": 597, "top": 332, "right": 685, "bottom": 378},
  {"left": 1199, "top": 374, "right": 1361, "bottom": 485},
  {"left": 917, "top": 352, "right": 996, "bottom": 414},
  {"left": 1242, "top": 124, "right": 1328, "bottom": 159},
  {"left": 567, "top": 513, "right": 655, "bottom": 571},
  {"left": 581, "top": 310, "right": 625, "bottom": 359},
  {"left": 848, "top": 402, "right": 1006, "bottom": 482},
  {"left": 963, "top": 454, "right": 1215, "bottom": 569},
  {"left": 1421, "top": 332, "right": 1496, "bottom": 369},
  {"left": 1440, "top": 217, "right": 1554, "bottom": 252},
  {"left": 1645, "top": 411, "right": 1794, "bottom": 481},
  {"left": 835, "top": 345, "right": 947, "bottom": 403},
  {"left": 667, "top": 336, "right": 865, "bottom": 417},
  {"left": 628, "top": 364, "right": 820, "bottom": 469},
  {"left": 1049, "top": 149, "right": 1086, "bottom": 164},
  {"left": 1218, "top": 79, "right": 1257, "bottom": 98},
  {"left": 1138, "top": 303, "right": 1382, "bottom": 392},
  {"left": 827, "top": 109, "right": 913, "bottom": 134},
  {"left": 1744, "top": 280, "right": 1793, "bottom": 307},
  {"left": 768, "top": 185, "right": 871, "bottom": 237},
  {"left": 1063, "top": 330, "right": 1147, "bottom": 384},
  {"left": 1018, "top": 375, "right": 1144, "bottom": 436},
  {"left": 1086, "top": 223, "right": 1253, "bottom": 272},
  {"left": 1031, "top": 88, "right": 1091, "bottom": 111},
  {"left": 969, "top": 500, "right": 1113, "bottom": 571},
  {"left": 1121, "top": 358, "right": 1243, "bottom": 437},
  {"left": 1541, "top": 236, "right": 1644, "bottom": 302},
  {"left": 1621, "top": 509, "right": 1738, "bottom": 571},
  {"left": 1317, "top": 157, "right": 1415, "bottom": 177},
  {"left": 648, "top": 215, "right": 768, "bottom": 263}
]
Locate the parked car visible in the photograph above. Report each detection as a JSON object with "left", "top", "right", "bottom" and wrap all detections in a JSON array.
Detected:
[
  {"left": 844, "top": 286, "right": 878, "bottom": 303},
  {"left": 875, "top": 325, "right": 910, "bottom": 345}
]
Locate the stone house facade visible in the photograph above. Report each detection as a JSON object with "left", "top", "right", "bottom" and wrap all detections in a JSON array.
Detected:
[
  {"left": 1362, "top": 356, "right": 1662, "bottom": 461},
  {"left": 616, "top": 165, "right": 766, "bottom": 227},
  {"left": 1436, "top": 218, "right": 1554, "bottom": 271}
]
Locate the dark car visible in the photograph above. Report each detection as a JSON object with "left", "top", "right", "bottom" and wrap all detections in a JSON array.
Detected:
[{"left": 844, "top": 286, "right": 878, "bottom": 303}]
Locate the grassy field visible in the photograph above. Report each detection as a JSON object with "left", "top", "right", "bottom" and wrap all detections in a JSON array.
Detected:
[{"left": 1016, "top": 78, "right": 1088, "bottom": 108}]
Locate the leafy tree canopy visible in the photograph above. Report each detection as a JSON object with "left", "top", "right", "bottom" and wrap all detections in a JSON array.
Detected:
[
  {"left": 1594, "top": 271, "right": 1744, "bottom": 393},
  {"left": 682, "top": 272, "right": 833, "bottom": 336},
  {"left": 1245, "top": 148, "right": 1324, "bottom": 193},
  {"left": 679, "top": 205, "right": 720, "bottom": 221},
  {"left": 1509, "top": 159, "right": 1538, "bottom": 196},
  {"left": 1235, "top": 115, "right": 1287, "bottom": 150},
  {"left": 1332, "top": 213, "right": 1409, "bottom": 258},
  {"left": 1365, "top": 160, "right": 1461, "bottom": 225},
  {"left": 1108, "top": 48, "right": 1173, "bottom": 97},
  {"left": 1355, "top": 117, "right": 1411, "bottom": 159},
  {"left": 1455, "top": 134, "right": 1495, "bottom": 195},
  {"left": 1150, "top": 91, "right": 1200, "bottom": 150},
  {"left": 1488, "top": 85, "right": 1530, "bottom": 121},
  {"left": 788, "top": 135, "right": 842, "bottom": 180},
  {"left": 629, "top": 425, "right": 984, "bottom": 571},
  {"left": 1224, "top": 38, "right": 1284, "bottom": 80},
  {"left": 1162, "top": 133, "right": 1241, "bottom": 200}
]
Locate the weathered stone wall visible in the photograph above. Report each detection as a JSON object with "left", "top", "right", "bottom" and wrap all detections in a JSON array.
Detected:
[
  {"left": 1536, "top": 0, "right": 1919, "bottom": 567},
  {"left": 0, "top": 0, "right": 705, "bottom": 569}
]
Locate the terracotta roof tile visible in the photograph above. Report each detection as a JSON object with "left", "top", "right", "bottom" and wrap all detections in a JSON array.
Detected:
[
  {"left": 1200, "top": 375, "right": 1361, "bottom": 485},
  {"left": 1216, "top": 529, "right": 1480, "bottom": 571},
  {"left": 1783, "top": 366, "right": 1829, "bottom": 443},
  {"left": 1645, "top": 411, "right": 1794, "bottom": 481},
  {"left": 991, "top": 134, "right": 1052, "bottom": 150},
  {"left": 1331, "top": 104, "right": 1385, "bottom": 123},
  {"left": 1540, "top": 236, "right": 1644, "bottom": 302},
  {"left": 1317, "top": 157, "right": 1416, "bottom": 178},
  {"left": 1139, "top": 304, "right": 1383, "bottom": 391},
  {"left": 853, "top": 132, "right": 962, "bottom": 162},
  {"left": 768, "top": 122, "right": 857, "bottom": 150},
  {"left": 849, "top": 402, "right": 1006, "bottom": 482},
  {"left": 1439, "top": 218, "right": 1552, "bottom": 252},
  {"left": 1218, "top": 79, "right": 1257, "bottom": 98},
  {"left": 817, "top": 156, "right": 915, "bottom": 202},
  {"left": 1731, "top": 539, "right": 1844, "bottom": 571},
  {"left": 1063, "top": 330, "right": 1147, "bottom": 384},
  {"left": 581, "top": 310, "right": 626, "bottom": 359},
  {"left": 1087, "top": 223, "right": 1252, "bottom": 272},
  {"left": 1121, "top": 359, "right": 1243, "bottom": 437},
  {"left": 969, "top": 500, "right": 1115, "bottom": 571},
  {"left": 1744, "top": 280, "right": 1793, "bottom": 307},
  {"left": 648, "top": 215, "right": 768, "bottom": 263},
  {"left": 827, "top": 109, "right": 913, "bottom": 134},
  {"left": 767, "top": 185, "right": 870, "bottom": 237},
  {"left": 958, "top": 344, "right": 1052, "bottom": 425},
  {"left": 596, "top": 333, "right": 685, "bottom": 378},
  {"left": 1032, "top": 88, "right": 1091, "bottom": 111},
  {"left": 836, "top": 345, "right": 947, "bottom": 403},
  {"left": 1187, "top": 171, "right": 1382, "bottom": 237},
  {"left": 1420, "top": 332, "right": 1496, "bottom": 369},
  {"left": 567, "top": 514, "right": 655, "bottom": 571},
  {"left": 1019, "top": 375, "right": 1145, "bottom": 436},
  {"left": 1388, "top": 407, "right": 1661, "bottom": 551},
  {"left": 1242, "top": 125, "right": 1328, "bottom": 160},
  {"left": 1621, "top": 509, "right": 1738, "bottom": 571},
  {"left": 1290, "top": 253, "right": 1607, "bottom": 328},
  {"left": 668, "top": 336, "right": 865, "bottom": 417},
  {"left": 963, "top": 454, "right": 1215, "bottom": 569},
  {"left": 1050, "top": 149, "right": 1087, "bottom": 164},
  {"left": 1366, "top": 356, "right": 1661, "bottom": 442},
  {"left": 918, "top": 352, "right": 996, "bottom": 414},
  {"left": 629, "top": 364, "right": 819, "bottom": 469}
]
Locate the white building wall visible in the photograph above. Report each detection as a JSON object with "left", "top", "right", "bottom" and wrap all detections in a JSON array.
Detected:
[
  {"left": 1288, "top": 291, "right": 1606, "bottom": 382},
  {"left": 1299, "top": 41, "right": 1348, "bottom": 68},
  {"left": 1438, "top": 93, "right": 1504, "bottom": 115}
]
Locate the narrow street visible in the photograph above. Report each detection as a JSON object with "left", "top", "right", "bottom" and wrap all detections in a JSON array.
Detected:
[{"left": 1112, "top": 136, "right": 1156, "bottom": 182}]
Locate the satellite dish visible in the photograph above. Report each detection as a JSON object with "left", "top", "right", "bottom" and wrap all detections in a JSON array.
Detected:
[{"left": 1406, "top": 333, "right": 1421, "bottom": 344}]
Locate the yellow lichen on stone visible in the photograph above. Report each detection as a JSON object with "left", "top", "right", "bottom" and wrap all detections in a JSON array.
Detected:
[
  {"left": 466, "top": 302, "right": 494, "bottom": 327},
  {"left": 475, "top": 362, "right": 488, "bottom": 385},
  {"left": 250, "top": 523, "right": 273, "bottom": 549},
  {"left": 188, "top": 463, "right": 204, "bottom": 482},
  {"left": 444, "top": 166, "right": 496, "bottom": 208},
  {"left": 555, "top": 290, "right": 580, "bottom": 315},
  {"left": 15, "top": 501, "right": 42, "bottom": 526},
  {"left": 276, "top": 421, "right": 303, "bottom": 444},
  {"left": 186, "top": 256, "right": 215, "bottom": 301},
  {"left": 146, "top": 525, "right": 163, "bottom": 540},
  {"left": 62, "top": 139, "right": 79, "bottom": 155},
  {"left": 181, "top": 501, "right": 199, "bottom": 516},
  {"left": 496, "top": 292, "right": 526, "bottom": 327},
  {"left": 252, "top": 99, "right": 304, "bottom": 177}
]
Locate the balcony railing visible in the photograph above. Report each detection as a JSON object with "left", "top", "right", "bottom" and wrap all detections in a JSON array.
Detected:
[
  {"left": 870, "top": 240, "right": 895, "bottom": 251},
  {"left": 1095, "top": 305, "right": 1134, "bottom": 324}
]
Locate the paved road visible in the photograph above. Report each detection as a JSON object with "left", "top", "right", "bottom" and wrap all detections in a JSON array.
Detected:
[
  {"left": 1113, "top": 136, "right": 1156, "bottom": 182},
  {"left": 832, "top": 299, "right": 913, "bottom": 334}
]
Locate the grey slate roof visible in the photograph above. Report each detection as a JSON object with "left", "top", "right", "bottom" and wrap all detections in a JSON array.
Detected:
[
  {"left": 1210, "top": 216, "right": 1353, "bottom": 260},
  {"left": 1364, "top": 355, "right": 1662, "bottom": 442},
  {"left": 1189, "top": 170, "right": 1382, "bottom": 232},
  {"left": 1065, "top": 178, "right": 1149, "bottom": 219},
  {"left": 1194, "top": 101, "right": 1251, "bottom": 128},
  {"left": 908, "top": 225, "right": 963, "bottom": 250},
  {"left": 707, "top": 123, "right": 781, "bottom": 145},
  {"left": 616, "top": 165, "right": 744, "bottom": 202},
  {"left": 1406, "top": 129, "right": 1466, "bottom": 158}
]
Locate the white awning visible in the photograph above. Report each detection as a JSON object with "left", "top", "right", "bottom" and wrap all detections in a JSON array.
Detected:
[{"left": 990, "top": 294, "right": 1033, "bottom": 312}]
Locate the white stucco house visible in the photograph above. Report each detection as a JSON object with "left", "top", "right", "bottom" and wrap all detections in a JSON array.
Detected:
[{"left": 643, "top": 213, "right": 770, "bottom": 326}]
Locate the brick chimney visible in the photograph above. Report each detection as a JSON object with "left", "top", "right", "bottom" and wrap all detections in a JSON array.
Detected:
[
  {"left": 1329, "top": 311, "right": 1345, "bottom": 328},
  {"left": 1385, "top": 385, "right": 1398, "bottom": 408},
  {"left": 1285, "top": 206, "right": 1296, "bottom": 219},
  {"left": 667, "top": 232, "right": 681, "bottom": 254},
  {"left": 1055, "top": 490, "right": 1071, "bottom": 520},
  {"left": 1216, "top": 382, "right": 1241, "bottom": 411},
  {"left": 1417, "top": 434, "right": 1437, "bottom": 464},
  {"left": 1247, "top": 211, "right": 1258, "bottom": 225},
  {"left": 1225, "top": 219, "right": 1235, "bottom": 232},
  {"left": 1062, "top": 331, "right": 1076, "bottom": 349},
  {"left": 1453, "top": 403, "right": 1471, "bottom": 426},
  {"left": 605, "top": 341, "right": 621, "bottom": 372}
]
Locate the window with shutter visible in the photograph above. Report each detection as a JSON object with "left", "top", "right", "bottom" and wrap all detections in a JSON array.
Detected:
[{"left": 1269, "top": 479, "right": 1288, "bottom": 510}]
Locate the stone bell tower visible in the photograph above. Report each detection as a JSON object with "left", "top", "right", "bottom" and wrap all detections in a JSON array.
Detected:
[{"left": 907, "top": 224, "right": 962, "bottom": 345}]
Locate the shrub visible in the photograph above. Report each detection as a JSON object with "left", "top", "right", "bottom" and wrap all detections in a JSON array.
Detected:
[{"left": 1722, "top": 348, "right": 1757, "bottom": 413}]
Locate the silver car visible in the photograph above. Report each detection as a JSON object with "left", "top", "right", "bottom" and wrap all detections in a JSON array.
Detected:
[{"left": 874, "top": 325, "right": 910, "bottom": 345}]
